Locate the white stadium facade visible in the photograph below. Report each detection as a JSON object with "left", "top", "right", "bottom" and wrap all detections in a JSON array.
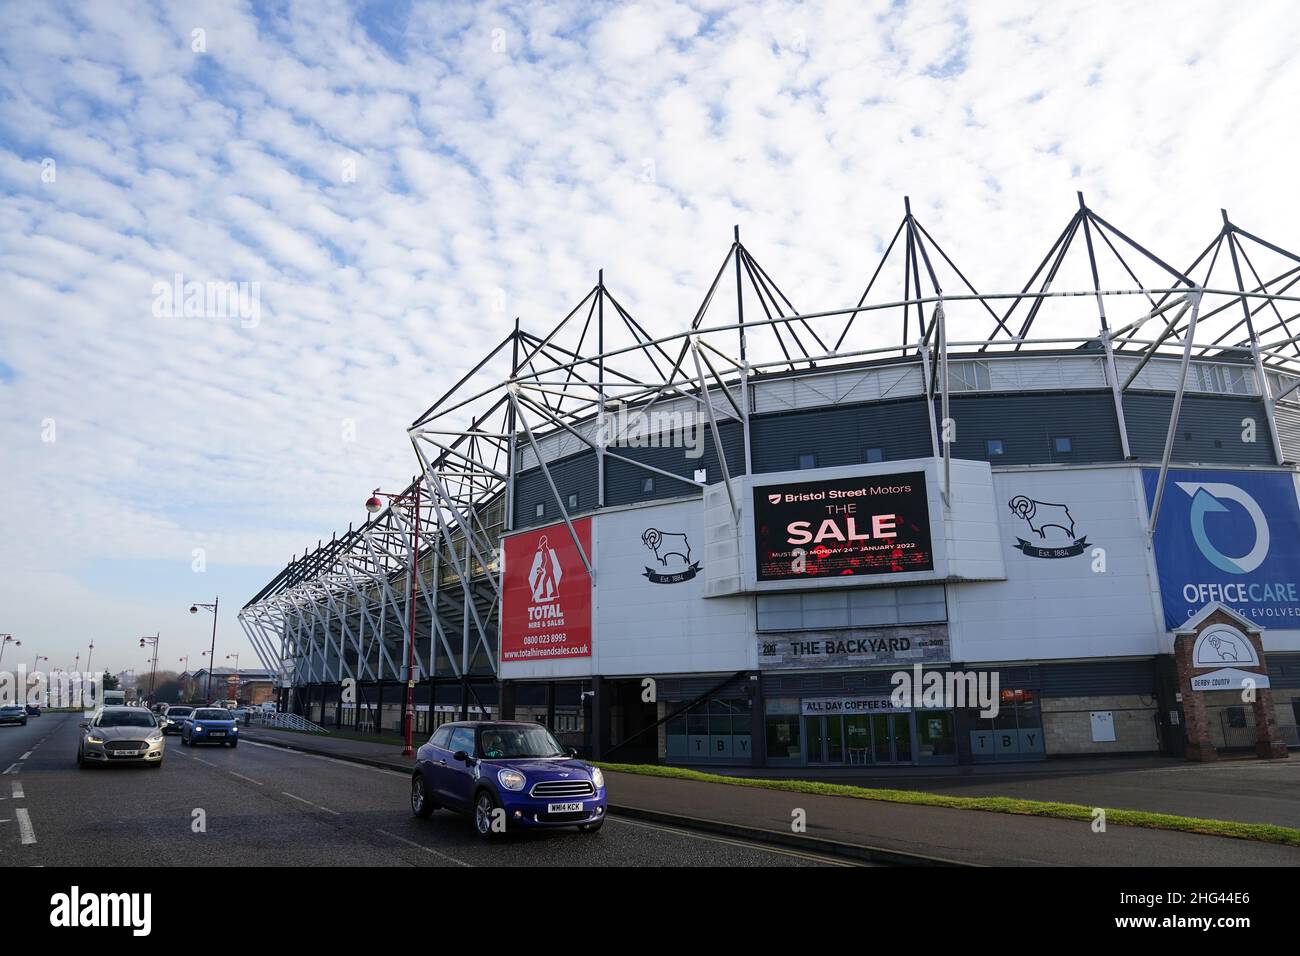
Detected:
[{"left": 241, "top": 196, "right": 1300, "bottom": 768}]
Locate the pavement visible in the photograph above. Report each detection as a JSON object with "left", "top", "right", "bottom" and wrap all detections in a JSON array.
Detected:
[
  {"left": 0, "top": 714, "right": 850, "bottom": 867},
  {"left": 231, "top": 724, "right": 1300, "bottom": 866}
]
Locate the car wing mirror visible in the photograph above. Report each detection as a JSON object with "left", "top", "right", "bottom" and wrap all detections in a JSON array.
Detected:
[
  {"left": 79, "top": 722, "right": 89, "bottom": 729},
  {"left": 452, "top": 750, "right": 469, "bottom": 762},
  {"left": 567, "top": 747, "right": 578, "bottom": 758}
]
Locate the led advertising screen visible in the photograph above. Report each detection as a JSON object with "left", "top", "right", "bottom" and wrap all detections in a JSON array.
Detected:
[{"left": 753, "top": 471, "right": 934, "bottom": 581}]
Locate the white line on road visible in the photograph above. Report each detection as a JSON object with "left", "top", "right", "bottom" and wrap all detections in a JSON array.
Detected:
[
  {"left": 241, "top": 739, "right": 406, "bottom": 776},
  {"left": 280, "top": 791, "right": 339, "bottom": 815},
  {"left": 11, "top": 781, "right": 24, "bottom": 799},
  {"left": 15, "top": 808, "right": 35, "bottom": 845},
  {"left": 19, "top": 751, "right": 31, "bottom": 760},
  {"left": 228, "top": 771, "right": 263, "bottom": 786},
  {"left": 2, "top": 763, "right": 19, "bottom": 775},
  {"left": 375, "top": 828, "right": 472, "bottom": 867}
]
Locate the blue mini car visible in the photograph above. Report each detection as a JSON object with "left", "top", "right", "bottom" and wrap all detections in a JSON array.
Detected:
[
  {"left": 180, "top": 707, "right": 239, "bottom": 747},
  {"left": 412, "top": 721, "right": 606, "bottom": 838}
]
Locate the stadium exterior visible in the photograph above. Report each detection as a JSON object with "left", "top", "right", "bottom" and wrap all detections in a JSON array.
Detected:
[{"left": 241, "top": 196, "right": 1300, "bottom": 768}]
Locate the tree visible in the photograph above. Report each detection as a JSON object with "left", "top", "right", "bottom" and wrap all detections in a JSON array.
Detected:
[{"left": 102, "top": 670, "right": 120, "bottom": 690}]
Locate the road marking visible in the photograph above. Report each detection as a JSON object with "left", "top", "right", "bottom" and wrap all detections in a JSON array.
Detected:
[
  {"left": 2, "top": 764, "right": 19, "bottom": 775},
  {"left": 375, "top": 828, "right": 471, "bottom": 867},
  {"left": 228, "top": 771, "right": 263, "bottom": 786},
  {"left": 11, "top": 782, "right": 24, "bottom": 799},
  {"left": 19, "top": 751, "right": 31, "bottom": 761},
  {"left": 193, "top": 757, "right": 218, "bottom": 768},
  {"left": 280, "top": 791, "right": 339, "bottom": 814},
  {"left": 15, "top": 808, "right": 35, "bottom": 845},
  {"left": 242, "top": 739, "right": 406, "bottom": 777},
  {"left": 608, "top": 816, "right": 860, "bottom": 867}
]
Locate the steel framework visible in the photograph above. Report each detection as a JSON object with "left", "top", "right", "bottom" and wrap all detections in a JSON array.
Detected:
[{"left": 239, "top": 195, "right": 1300, "bottom": 705}]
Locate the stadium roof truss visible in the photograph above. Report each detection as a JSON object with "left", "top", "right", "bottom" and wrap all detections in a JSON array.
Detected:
[{"left": 240, "top": 194, "right": 1300, "bottom": 689}]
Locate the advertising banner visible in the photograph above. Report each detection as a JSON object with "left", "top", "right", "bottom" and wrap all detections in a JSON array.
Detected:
[
  {"left": 753, "top": 471, "right": 934, "bottom": 581},
  {"left": 501, "top": 519, "right": 593, "bottom": 662},
  {"left": 1143, "top": 469, "right": 1300, "bottom": 629}
]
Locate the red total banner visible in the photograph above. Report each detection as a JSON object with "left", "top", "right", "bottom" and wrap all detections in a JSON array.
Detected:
[{"left": 501, "top": 518, "right": 593, "bottom": 662}]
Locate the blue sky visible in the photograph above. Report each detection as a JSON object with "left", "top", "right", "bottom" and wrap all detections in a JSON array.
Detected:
[{"left": 2, "top": 0, "right": 1300, "bottom": 672}]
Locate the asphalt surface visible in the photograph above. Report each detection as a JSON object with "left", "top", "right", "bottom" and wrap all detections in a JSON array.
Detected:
[{"left": 0, "top": 714, "right": 848, "bottom": 867}]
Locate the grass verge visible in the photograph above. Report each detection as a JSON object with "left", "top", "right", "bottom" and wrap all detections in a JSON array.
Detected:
[
  {"left": 245, "top": 724, "right": 406, "bottom": 748},
  {"left": 596, "top": 761, "right": 1300, "bottom": 847}
]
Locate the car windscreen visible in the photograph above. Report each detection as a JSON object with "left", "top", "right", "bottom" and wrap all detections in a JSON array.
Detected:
[
  {"left": 168, "top": 708, "right": 193, "bottom": 717},
  {"left": 0, "top": 706, "right": 23, "bottom": 714},
  {"left": 192, "top": 709, "right": 230, "bottom": 720},
  {"left": 95, "top": 711, "right": 157, "bottom": 728},
  {"left": 478, "top": 726, "right": 567, "bottom": 758}
]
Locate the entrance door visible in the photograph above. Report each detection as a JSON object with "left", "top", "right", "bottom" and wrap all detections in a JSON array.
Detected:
[
  {"left": 844, "top": 716, "right": 872, "bottom": 765},
  {"left": 870, "top": 713, "right": 914, "bottom": 764},
  {"left": 804, "top": 715, "right": 827, "bottom": 763}
]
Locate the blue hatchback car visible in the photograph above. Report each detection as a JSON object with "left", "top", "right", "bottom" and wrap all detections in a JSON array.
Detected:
[
  {"left": 180, "top": 707, "right": 240, "bottom": 747},
  {"left": 412, "top": 721, "right": 606, "bottom": 838}
]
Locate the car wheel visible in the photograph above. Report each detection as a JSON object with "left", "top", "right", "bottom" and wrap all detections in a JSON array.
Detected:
[
  {"left": 150, "top": 760, "right": 163, "bottom": 769},
  {"left": 577, "top": 819, "right": 604, "bottom": 834},
  {"left": 76, "top": 749, "right": 84, "bottom": 769},
  {"left": 410, "top": 774, "right": 436, "bottom": 819},
  {"left": 229, "top": 740, "right": 237, "bottom": 748},
  {"left": 473, "top": 790, "right": 502, "bottom": 839}
]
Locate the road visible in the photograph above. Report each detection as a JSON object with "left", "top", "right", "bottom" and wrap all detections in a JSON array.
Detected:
[{"left": 0, "top": 714, "right": 849, "bottom": 867}]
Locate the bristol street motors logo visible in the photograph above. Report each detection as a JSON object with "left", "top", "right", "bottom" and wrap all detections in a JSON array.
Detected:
[
  {"left": 641, "top": 527, "right": 701, "bottom": 584},
  {"left": 1008, "top": 495, "right": 1090, "bottom": 558},
  {"left": 1177, "top": 480, "right": 1269, "bottom": 574}
]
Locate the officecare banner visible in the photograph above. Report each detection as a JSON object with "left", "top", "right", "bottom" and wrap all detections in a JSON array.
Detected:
[{"left": 1143, "top": 468, "right": 1300, "bottom": 629}]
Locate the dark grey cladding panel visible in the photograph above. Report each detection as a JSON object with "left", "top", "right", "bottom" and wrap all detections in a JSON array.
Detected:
[
  {"left": 940, "top": 391, "right": 1124, "bottom": 464},
  {"left": 512, "top": 449, "right": 597, "bottom": 530},
  {"left": 1267, "top": 653, "right": 1300, "bottom": 689},
  {"left": 604, "top": 420, "right": 745, "bottom": 507},
  {"left": 749, "top": 398, "right": 933, "bottom": 473},
  {"left": 1122, "top": 392, "right": 1277, "bottom": 465},
  {"left": 1038, "top": 660, "right": 1157, "bottom": 697}
]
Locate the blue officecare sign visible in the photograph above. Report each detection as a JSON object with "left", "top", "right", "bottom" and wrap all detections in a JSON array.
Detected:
[{"left": 1143, "top": 468, "right": 1300, "bottom": 630}]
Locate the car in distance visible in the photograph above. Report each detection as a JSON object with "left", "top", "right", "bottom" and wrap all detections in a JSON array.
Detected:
[
  {"left": 0, "top": 705, "right": 28, "bottom": 726},
  {"left": 181, "top": 707, "right": 239, "bottom": 747},
  {"left": 77, "top": 706, "right": 164, "bottom": 768},
  {"left": 160, "top": 705, "right": 193, "bottom": 735},
  {"left": 411, "top": 721, "right": 606, "bottom": 838},
  {"left": 25, "top": 703, "right": 41, "bottom": 717}
]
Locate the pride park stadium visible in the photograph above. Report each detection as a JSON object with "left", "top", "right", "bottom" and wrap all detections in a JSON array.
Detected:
[{"left": 239, "top": 196, "right": 1300, "bottom": 771}]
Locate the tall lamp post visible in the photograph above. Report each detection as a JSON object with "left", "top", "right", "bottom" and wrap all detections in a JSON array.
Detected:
[
  {"left": 86, "top": 641, "right": 95, "bottom": 685},
  {"left": 366, "top": 483, "right": 422, "bottom": 757},
  {"left": 139, "top": 634, "right": 160, "bottom": 703},
  {"left": 30, "top": 654, "right": 47, "bottom": 706},
  {"left": 0, "top": 634, "right": 21, "bottom": 670},
  {"left": 225, "top": 653, "right": 240, "bottom": 705},
  {"left": 190, "top": 598, "right": 219, "bottom": 702}
]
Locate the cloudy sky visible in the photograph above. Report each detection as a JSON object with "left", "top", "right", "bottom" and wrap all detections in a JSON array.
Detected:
[{"left": 2, "top": 0, "right": 1299, "bottom": 674}]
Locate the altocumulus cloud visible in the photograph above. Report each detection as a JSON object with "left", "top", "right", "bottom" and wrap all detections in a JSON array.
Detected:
[{"left": 1, "top": 0, "right": 1299, "bottom": 665}]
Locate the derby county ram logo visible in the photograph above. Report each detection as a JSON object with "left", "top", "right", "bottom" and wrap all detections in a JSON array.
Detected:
[
  {"left": 641, "top": 528, "right": 702, "bottom": 584},
  {"left": 1008, "top": 495, "right": 1090, "bottom": 558}
]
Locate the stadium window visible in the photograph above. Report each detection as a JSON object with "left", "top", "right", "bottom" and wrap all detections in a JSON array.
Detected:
[
  {"left": 798, "top": 453, "right": 817, "bottom": 470},
  {"left": 641, "top": 477, "right": 655, "bottom": 495},
  {"left": 535, "top": 502, "right": 545, "bottom": 518},
  {"left": 1053, "top": 436, "right": 1072, "bottom": 454},
  {"left": 986, "top": 438, "right": 1005, "bottom": 457},
  {"left": 566, "top": 492, "right": 579, "bottom": 511},
  {"left": 865, "top": 447, "right": 885, "bottom": 463}
]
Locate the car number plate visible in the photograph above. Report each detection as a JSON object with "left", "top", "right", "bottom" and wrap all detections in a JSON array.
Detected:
[
  {"left": 209, "top": 731, "right": 225, "bottom": 737},
  {"left": 547, "top": 801, "right": 583, "bottom": 813}
]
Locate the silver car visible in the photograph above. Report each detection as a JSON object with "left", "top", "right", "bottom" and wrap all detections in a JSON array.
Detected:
[{"left": 77, "top": 706, "right": 165, "bottom": 768}]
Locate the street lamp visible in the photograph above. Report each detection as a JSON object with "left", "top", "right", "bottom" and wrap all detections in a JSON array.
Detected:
[
  {"left": 139, "top": 634, "right": 160, "bottom": 703},
  {"left": 0, "top": 635, "right": 21, "bottom": 669},
  {"left": 86, "top": 641, "right": 95, "bottom": 684},
  {"left": 190, "top": 598, "right": 219, "bottom": 702},
  {"left": 365, "top": 483, "right": 422, "bottom": 757},
  {"left": 225, "top": 653, "right": 241, "bottom": 705}
]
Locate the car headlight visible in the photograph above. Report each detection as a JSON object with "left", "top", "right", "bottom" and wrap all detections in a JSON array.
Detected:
[
  {"left": 194, "top": 725, "right": 203, "bottom": 732},
  {"left": 147, "top": 733, "right": 163, "bottom": 743},
  {"left": 86, "top": 735, "right": 105, "bottom": 744},
  {"left": 497, "top": 769, "right": 526, "bottom": 792},
  {"left": 230, "top": 726, "right": 238, "bottom": 732},
  {"left": 591, "top": 767, "right": 605, "bottom": 789}
]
